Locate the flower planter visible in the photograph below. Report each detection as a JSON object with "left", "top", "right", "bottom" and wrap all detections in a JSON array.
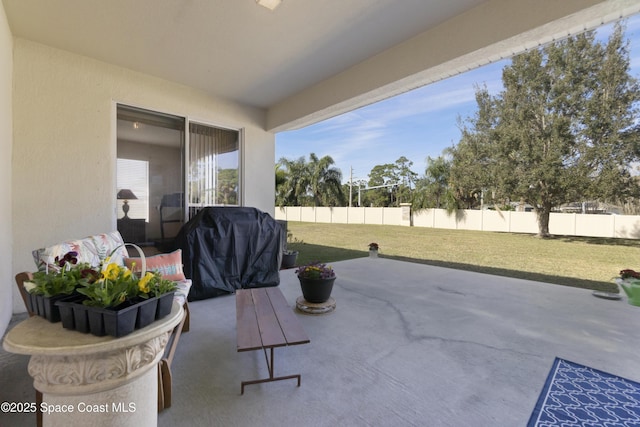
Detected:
[
  {"left": 88, "top": 303, "right": 139, "bottom": 338},
  {"left": 71, "top": 303, "right": 90, "bottom": 333},
  {"left": 617, "top": 278, "right": 640, "bottom": 306},
  {"left": 281, "top": 251, "right": 299, "bottom": 269},
  {"left": 30, "top": 293, "right": 75, "bottom": 323},
  {"left": 24, "top": 292, "right": 36, "bottom": 314},
  {"left": 134, "top": 297, "right": 159, "bottom": 329},
  {"left": 298, "top": 276, "right": 336, "bottom": 303},
  {"left": 155, "top": 292, "right": 175, "bottom": 320},
  {"left": 56, "top": 295, "right": 87, "bottom": 330},
  {"left": 55, "top": 292, "right": 176, "bottom": 337}
]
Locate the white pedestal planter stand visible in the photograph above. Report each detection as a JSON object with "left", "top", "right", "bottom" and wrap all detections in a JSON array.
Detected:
[{"left": 3, "top": 303, "right": 183, "bottom": 427}]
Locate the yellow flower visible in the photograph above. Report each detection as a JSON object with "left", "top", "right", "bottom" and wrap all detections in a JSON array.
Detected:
[
  {"left": 102, "top": 263, "right": 120, "bottom": 281},
  {"left": 138, "top": 272, "right": 154, "bottom": 294}
]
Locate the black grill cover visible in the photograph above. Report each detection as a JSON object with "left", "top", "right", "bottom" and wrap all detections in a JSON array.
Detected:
[{"left": 176, "top": 207, "right": 284, "bottom": 301}]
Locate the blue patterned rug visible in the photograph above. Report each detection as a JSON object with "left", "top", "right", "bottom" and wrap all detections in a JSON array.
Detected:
[{"left": 528, "top": 358, "right": 640, "bottom": 426}]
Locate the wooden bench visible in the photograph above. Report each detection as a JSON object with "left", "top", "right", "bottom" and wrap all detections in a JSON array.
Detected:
[{"left": 236, "top": 287, "right": 310, "bottom": 394}]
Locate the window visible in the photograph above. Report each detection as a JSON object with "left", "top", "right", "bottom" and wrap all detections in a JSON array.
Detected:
[{"left": 116, "top": 159, "right": 149, "bottom": 221}]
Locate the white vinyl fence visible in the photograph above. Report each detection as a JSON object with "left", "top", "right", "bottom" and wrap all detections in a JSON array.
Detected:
[{"left": 274, "top": 206, "right": 640, "bottom": 239}]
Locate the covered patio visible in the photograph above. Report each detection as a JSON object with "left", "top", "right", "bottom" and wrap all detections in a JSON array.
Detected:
[{"left": 3, "top": 257, "right": 637, "bottom": 426}]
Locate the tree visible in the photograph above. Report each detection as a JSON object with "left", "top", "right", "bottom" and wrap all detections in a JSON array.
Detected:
[
  {"left": 449, "top": 87, "right": 498, "bottom": 209},
  {"left": 275, "top": 153, "right": 345, "bottom": 207},
  {"left": 343, "top": 179, "right": 369, "bottom": 207},
  {"left": 217, "top": 168, "right": 238, "bottom": 205},
  {"left": 414, "top": 155, "right": 456, "bottom": 210},
  {"left": 453, "top": 22, "right": 640, "bottom": 237},
  {"left": 276, "top": 156, "right": 311, "bottom": 206},
  {"left": 367, "top": 163, "right": 397, "bottom": 206},
  {"left": 394, "top": 156, "right": 418, "bottom": 204},
  {"left": 307, "top": 153, "right": 345, "bottom": 206},
  {"left": 365, "top": 157, "right": 418, "bottom": 207}
]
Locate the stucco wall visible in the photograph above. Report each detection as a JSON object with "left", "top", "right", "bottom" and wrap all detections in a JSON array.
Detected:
[
  {"left": 0, "top": 3, "right": 13, "bottom": 335},
  {"left": 11, "top": 39, "right": 275, "bottom": 313}
]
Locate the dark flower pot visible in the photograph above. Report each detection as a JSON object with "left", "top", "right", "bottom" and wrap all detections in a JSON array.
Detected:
[
  {"left": 281, "top": 251, "right": 299, "bottom": 269},
  {"left": 298, "top": 276, "right": 336, "bottom": 303},
  {"left": 55, "top": 295, "right": 87, "bottom": 330},
  {"left": 31, "top": 293, "right": 74, "bottom": 323},
  {"left": 55, "top": 293, "right": 176, "bottom": 337},
  {"left": 134, "top": 297, "right": 158, "bottom": 329},
  {"left": 155, "top": 292, "right": 175, "bottom": 320},
  {"left": 25, "top": 293, "right": 36, "bottom": 314},
  {"left": 72, "top": 303, "right": 90, "bottom": 333},
  {"left": 87, "top": 307, "right": 107, "bottom": 337},
  {"left": 87, "top": 303, "right": 139, "bottom": 338}
]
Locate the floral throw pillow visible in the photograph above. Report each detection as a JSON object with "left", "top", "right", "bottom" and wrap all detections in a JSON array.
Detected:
[
  {"left": 173, "top": 279, "right": 192, "bottom": 307},
  {"left": 124, "top": 249, "right": 186, "bottom": 282},
  {"left": 32, "top": 231, "right": 126, "bottom": 271}
]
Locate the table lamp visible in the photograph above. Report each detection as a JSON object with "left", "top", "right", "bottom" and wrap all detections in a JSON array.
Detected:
[{"left": 117, "top": 189, "right": 137, "bottom": 219}]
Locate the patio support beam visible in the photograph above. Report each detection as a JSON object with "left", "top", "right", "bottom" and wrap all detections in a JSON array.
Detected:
[{"left": 267, "top": 0, "right": 640, "bottom": 132}]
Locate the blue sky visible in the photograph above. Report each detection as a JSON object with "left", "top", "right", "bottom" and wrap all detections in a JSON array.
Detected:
[{"left": 276, "top": 15, "right": 640, "bottom": 184}]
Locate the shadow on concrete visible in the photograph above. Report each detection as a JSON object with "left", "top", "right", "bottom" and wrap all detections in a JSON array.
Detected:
[
  {"left": 285, "top": 243, "right": 367, "bottom": 268},
  {"left": 382, "top": 254, "right": 618, "bottom": 293},
  {"left": 287, "top": 242, "right": 618, "bottom": 293}
]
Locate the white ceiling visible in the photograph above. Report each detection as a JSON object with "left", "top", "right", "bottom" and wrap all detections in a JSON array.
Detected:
[
  {"left": 4, "top": 0, "right": 640, "bottom": 132},
  {"left": 1, "top": 0, "right": 486, "bottom": 108}
]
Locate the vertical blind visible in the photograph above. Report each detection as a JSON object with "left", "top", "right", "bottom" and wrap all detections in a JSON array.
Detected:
[{"left": 188, "top": 123, "right": 239, "bottom": 211}]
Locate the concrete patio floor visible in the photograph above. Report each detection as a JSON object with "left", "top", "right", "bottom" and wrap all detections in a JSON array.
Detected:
[
  {"left": 165, "top": 257, "right": 640, "bottom": 426},
  {"left": 2, "top": 257, "right": 640, "bottom": 426}
]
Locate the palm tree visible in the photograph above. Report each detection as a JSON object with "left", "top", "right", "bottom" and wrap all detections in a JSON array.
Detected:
[
  {"left": 275, "top": 153, "right": 345, "bottom": 207},
  {"left": 307, "top": 153, "right": 345, "bottom": 206},
  {"left": 276, "top": 156, "right": 310, "bottom": 206}
]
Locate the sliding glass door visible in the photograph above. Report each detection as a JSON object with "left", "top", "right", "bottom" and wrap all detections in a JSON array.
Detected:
[
  {"left": 117, "top": 105, "right": 185, "bottom": 247},
  {"left": 116, "top": 104, "right": 241, "bottom": 249}
]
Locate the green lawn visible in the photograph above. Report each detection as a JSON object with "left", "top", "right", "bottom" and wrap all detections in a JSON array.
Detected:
[{"left": 285, "top": 222, "right": 640, "bottom": 293}]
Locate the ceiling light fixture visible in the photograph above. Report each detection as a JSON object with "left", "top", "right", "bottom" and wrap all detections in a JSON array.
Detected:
[{"left": 256, "top": 0, "right": 282, "bottom": 11}]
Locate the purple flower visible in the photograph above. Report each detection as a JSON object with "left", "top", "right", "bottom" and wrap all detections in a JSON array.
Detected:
[
  {"left": 296, "top": 261, "right": 335, "bottom": 279},
  {"left": 56, "top": 251, "right": 79, "bottom": 267}
]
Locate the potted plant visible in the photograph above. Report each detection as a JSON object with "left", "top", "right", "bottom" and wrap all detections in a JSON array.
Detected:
[
  {"left": 23, "top": 251, "right": 98, "bottom": 322},
  {"left": 148, "top": 271, "right": 178, "bottom": 319},
  {"left": 368, "top": 242, "right": 379, "bottom": 258},
  {"left": 295, "top": 261, "right": 336, "bottom": 303},
  {"left": 616, "top": 269, "right": 640, "bottom": 306},
  {"left": 281, "top": 250, "right": 299, "bottom": 269},
  {"left": 281, "top": 231, "right": 300, "bottom": 269},
  {"left": 69, "top": 259, "right": 177, "bottom": 337}
]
